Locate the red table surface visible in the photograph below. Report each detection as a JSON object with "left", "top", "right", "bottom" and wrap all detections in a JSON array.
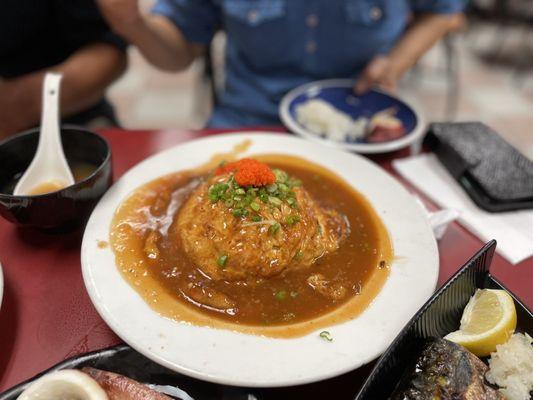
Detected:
[{"left": 0, "top": 128, "right": 531, "bottom": 397}]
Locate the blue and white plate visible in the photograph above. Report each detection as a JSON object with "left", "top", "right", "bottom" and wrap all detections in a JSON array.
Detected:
[{"left": 280, "top": 79, "right": 425, "bottom": 154}]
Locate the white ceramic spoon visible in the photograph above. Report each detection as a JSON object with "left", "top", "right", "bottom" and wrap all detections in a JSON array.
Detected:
[{"left": 13, "top": 73, "right": 74, "bottom": 196}]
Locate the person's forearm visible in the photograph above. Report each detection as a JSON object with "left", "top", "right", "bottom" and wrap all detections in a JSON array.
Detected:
[
  {"left": 0, "top": 42, "right": 126, "bottom": 135},
  {"left": 387, "top": 13, "right": 465, "bottom": 78},
  {"left": 57, "top": 42, "right": 127, "bottom": 117},
  {"left": 117, "top": 14, "right": 200, "bottom": 71}
]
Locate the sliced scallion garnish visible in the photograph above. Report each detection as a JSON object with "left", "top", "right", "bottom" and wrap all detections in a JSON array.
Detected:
[
  {"left": 211, "top": 166, "right": 301, "bottom": 221},
  {"left": 269, "top": 222, "right": 281, "bottom": 235},
  {"left": 217, "top": 254, "right": 228, "bottom": 268},
  {"left": 285, "top": 215, "right": 301, "bottom": 225},
  {"left": 275, "top": 290, "right": 287, "bottom": 300},
  {"left": 268, "top": 196, "right": 282, "bottom": 206}
]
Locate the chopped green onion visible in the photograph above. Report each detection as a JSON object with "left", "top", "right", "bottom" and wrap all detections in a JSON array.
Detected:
[
  {"left": 233, "top": 209, "right": 244, "bottom": 217},
  {"left": 269, "top": 222, "right": 281, "bottom": 235},
  {"left": 208, "top": 192, "right": 219, "bottom": 202},
  {"left": 210, "top": 168, "right": 300, "bottom": 218},
  {"left": 319, "top": 331, "right": 333, "bottom": 342},
  {"left": 268, "top": 196, "right": 282, "bottom": 206},
  {"left": 244, "top": 195, "right": 254, "bottom": 205},
  {"left": 274, "top": 169, "right": 288, "bottom": 183},
  {"left": 217, "top": 254, "right": 228, "bottom": 268},
  {"left": 289, "top": 178, "right": 302, "bottom": 187},
  {"left": 266, "top": 184, "right": 278, "bottom": 193},
  {"left": 278, "top": 183, "right": 289, "bottom": 192},
  {"left": 290, "top": 291, "right": 299, "bottom": 298},
  {"left": 294, "top": 250, "right": 303, "bottom": 260},
  {"left": 275, "top": 290, "right": 287, "bottom": 300},
  {"left": 251, "top": 215, "right": 262, "bottom": 222},
  {"left": 214, "top": 183, "right": 229, "bottom": 192},
  {"left": 285, "top": 215, "right": 301, "bottom": 225}
]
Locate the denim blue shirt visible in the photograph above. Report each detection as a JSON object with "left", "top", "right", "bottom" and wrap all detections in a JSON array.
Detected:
[{"left": 153, "top": 0, "right": 464, "bottom": 127}]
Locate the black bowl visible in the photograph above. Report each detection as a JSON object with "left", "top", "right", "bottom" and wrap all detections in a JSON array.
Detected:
[{"left": 0, "top": 126, "right": 112, "bottom": 231}]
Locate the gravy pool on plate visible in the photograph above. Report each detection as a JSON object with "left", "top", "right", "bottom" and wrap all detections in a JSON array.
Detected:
[{"left": 110, "top": 155, "right": 393, "bottom": 338}]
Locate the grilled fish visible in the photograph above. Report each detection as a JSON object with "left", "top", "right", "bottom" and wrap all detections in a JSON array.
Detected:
[
  {"left": 82, "top": 367, "right": 172, "bottom": 400},
  {"left": 391, "top": 339, "right": 504, "bottom": 400}
]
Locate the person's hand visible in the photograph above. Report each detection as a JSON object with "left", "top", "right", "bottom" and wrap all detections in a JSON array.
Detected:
[
  {"left": 354, "top": 55, "right": 400, "bottom": 95},
  {"left": 96, "top": 0, "right": 141, "bottom": 36}
]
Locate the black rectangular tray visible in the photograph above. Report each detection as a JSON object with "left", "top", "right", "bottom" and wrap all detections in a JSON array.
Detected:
[{"left": 355, "top": 240, "right": 533, "bottom": 399}]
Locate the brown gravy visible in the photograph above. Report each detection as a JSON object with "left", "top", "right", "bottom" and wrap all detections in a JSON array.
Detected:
[
  {"left": 110, "top": 155, "right": 393, "bottom": 338},
  {"left": 26, "top": 162, "right": 96, "bottom": 196}
]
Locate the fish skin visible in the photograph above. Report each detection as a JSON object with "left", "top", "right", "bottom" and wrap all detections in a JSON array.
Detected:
[
  {"left": 82, "top": 367, "right": 172, "bottom": 400},
  {"left": 391, "top": 339, "right": 505, "bottom": 400}
]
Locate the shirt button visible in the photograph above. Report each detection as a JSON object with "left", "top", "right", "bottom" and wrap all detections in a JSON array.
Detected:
[
  {"left": 306, "top": 41, "right": 317, "bottom": 54},
  {"left": 369, "top": 6, "right": 383, "bottom": 21},
  {"left": 306, "top": 14, "right": 319, "bottom": 28},
  {"left": 248, "top": 9, "right": 259, "bottom": 23}
]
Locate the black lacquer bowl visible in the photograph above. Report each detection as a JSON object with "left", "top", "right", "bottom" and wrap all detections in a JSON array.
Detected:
[
  {"left": 355, "top": 240, "right": 533, "bottom": 399},
  {"left": 0, "top": 126, "right": 112, "bottom": 231}
]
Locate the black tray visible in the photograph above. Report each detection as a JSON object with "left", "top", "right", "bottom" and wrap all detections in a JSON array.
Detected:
[
  {"left": 0, "top": 346, "right": 234, "bottom": 400},
  {"left": 0, "top": 342, "right": 373, "bottom": 400},
  {"left": 355, "top": 240, "right": 533, "bottom": 399}
]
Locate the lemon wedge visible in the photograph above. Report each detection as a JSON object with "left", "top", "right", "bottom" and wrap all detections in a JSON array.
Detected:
[
  {"left": 17, "top": 369, "right": 108, "bottom": 400},
  {"left": 445, "top": 289, "right": 517, "bottom": 357}
]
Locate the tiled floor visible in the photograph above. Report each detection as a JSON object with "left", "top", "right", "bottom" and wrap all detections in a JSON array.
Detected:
[{"left": 107, "top": 19, "right": 533, "bottom": 159}]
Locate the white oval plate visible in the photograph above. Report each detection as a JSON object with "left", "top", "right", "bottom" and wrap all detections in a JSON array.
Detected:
[
  {"left": 82, "top": 133, "right": 438, "bottom": 387},
  {"left": 280, "top": 79, "right": 426, "bottom": 154}
]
